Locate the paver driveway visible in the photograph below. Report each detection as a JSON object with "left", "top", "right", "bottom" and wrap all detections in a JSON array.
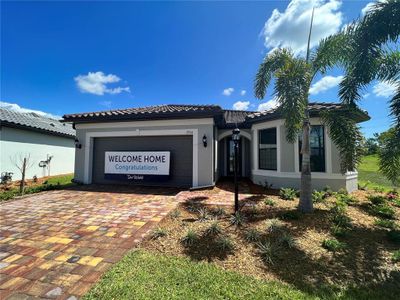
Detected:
[{"left": 0, "top": 186, "right": 180, "bottom": 299}]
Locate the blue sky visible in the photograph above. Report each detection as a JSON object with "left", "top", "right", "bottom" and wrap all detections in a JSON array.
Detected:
[{"left": 1, "top": 0, "right": 396, "bottom": 137}]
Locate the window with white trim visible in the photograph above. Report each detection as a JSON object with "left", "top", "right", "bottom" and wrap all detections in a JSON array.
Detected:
[
  {"left": 258, "top": 128, "right": 277, "bottom": 170},
  {"left": 299, "top": 125, "right": 325, "bottom": 172}
]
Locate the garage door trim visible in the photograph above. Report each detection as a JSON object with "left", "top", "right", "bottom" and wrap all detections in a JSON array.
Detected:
[{"left": 84, "top": 129, "right": 198, "bottom": 187}]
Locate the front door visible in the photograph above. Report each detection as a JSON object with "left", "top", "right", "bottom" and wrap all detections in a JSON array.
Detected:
[{"left": 226, "top": 138, "right": 241, "bottom": 176}]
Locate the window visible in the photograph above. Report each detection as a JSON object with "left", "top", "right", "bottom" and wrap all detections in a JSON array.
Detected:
[
  {"left": 299, "top": 125, "right": 325, "bottom": 172},
  {"left": 258, "top": 128, "right": 277, "bottom": 170}
]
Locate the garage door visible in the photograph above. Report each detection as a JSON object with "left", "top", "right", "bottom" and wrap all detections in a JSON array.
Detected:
[{"left": 92, "top": 135, "right": 193, "bottom": 187}]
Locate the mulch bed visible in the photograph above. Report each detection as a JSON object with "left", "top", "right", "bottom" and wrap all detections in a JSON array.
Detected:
[{"left": 139, "top": 184, "right": 400, "bottom": 293}]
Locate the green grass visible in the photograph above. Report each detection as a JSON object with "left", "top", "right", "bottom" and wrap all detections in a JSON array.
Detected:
[
  {"left": 358, "top": 155, "right": 398, "bottom": 191},
  {"left": 83, "top": 250, "right": 311, "bottom": 300},
  {"left": 0, "top": 174, "right": 75, "bottom": 202}
]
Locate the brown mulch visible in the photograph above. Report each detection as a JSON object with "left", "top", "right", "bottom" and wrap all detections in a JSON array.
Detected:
[{"left": 140, "top": 185, "right": 400, "bottom": 292}]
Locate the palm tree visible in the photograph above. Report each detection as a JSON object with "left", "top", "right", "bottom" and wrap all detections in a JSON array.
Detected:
[
  {"left": 324, "top": 0, "right": 400, "bottom": 186},
  {"left": 253, "top": 11, "right": 360, "bottom": 212}
]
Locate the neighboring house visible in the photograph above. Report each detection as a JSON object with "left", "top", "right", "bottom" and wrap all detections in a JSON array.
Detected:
[
  {"left": 63, "top": 103, "right": 369, "bottom": 192},
  {"left": 0, "top": 108, "right": 75, "bottom": 181}
]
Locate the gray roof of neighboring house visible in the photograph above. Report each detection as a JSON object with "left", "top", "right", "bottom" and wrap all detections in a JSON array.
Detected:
[
  {"left": 0, "top": 107, "right": 75, "bottom": 138},
  {"left": 62, "top": 102, "right": 370, "bottom": 128}
]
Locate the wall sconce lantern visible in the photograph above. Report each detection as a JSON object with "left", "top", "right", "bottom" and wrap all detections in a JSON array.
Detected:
[
  {"left": 74, "top": 138, "right": 82, "bottom": 149},
  {"left": 202, "top": 134, "right": 207, "bottom": 148}
]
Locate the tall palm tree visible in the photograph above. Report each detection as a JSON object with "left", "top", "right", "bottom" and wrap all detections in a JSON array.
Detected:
[
  {"left": 323, "top": 0, "right": 400, "bottom": 185},
  {"left": 253, "top": 11, "right": 359, "bottom": 212}
]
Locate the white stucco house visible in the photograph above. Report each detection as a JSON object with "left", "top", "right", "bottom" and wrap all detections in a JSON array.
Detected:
[
  {"left": 63, "top": 102, "right": 370, "bottom": 192},
  {"left": 0, "top": 107, "right": 76, "bottom": 181}
]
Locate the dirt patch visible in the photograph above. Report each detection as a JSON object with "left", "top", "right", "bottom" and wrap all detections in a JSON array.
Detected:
[{"left": 140, "top": 183, "right": 400, "bottom": 293}]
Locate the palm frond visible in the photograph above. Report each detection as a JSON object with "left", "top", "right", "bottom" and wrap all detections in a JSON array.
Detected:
[
  {"left": 377, "top": 51, "right": 400, "bottom": 82},
  {"left": 321, "top": 108, "right": 364, "bottom": 173},
  {"left": 389, "top": 83, "right": 400, "bottom": 130},
  {"left": 274, "top": 58, "right": 311, "bottom": 143},
  {"left": 379, "top": 128, "right": 400, "bottom": 185},
  {"left": 254, "top": 48, "right": 293, "bottom": 99}
]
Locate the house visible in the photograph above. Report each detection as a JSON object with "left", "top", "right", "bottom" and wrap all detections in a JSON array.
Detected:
[
  {"left": 62, "top": 103, "right": 369, "bottom": 192},
  {"left": 0, "top": 108, "right": 76, "bottom": 181}
]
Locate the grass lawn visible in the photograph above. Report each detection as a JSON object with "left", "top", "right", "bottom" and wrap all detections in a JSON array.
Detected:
[
  {"left": 0, "top": 173, "right": 75, "bottom": 202},
  {"left": 358, "top": 154, "right": 398, "bottom": 191},
  {"left": 83, "top": 250, "right": 312, "bottom": 300}
]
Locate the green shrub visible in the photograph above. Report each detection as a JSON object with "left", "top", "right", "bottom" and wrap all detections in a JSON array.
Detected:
[
  {"left": 205, "top": 222, "right": 222, "bottom": 236},
  {"left": 374, "top": 219, "right": 397, "bottom": 229},
  {"left": 312, "top": 190, "right": 326, "bottom": 203},
  {"left": 367, "top": 194, "right": 387, "bottom": 206},
  {"left": 279, "top": 188, "right": 296, "bottom": 201},
  {"left": 336, "top": 193, "right": 357, "bottom": 205},
  {"left": 371, "top": 204, "right": 396, "bottom": 219},
  {"left": 151, "top": 227, "right": 167, "bottom": 239},
  {"left": 263, "top": 197, "right": 275, "bottom": 206},
  {"left": 169, "top": 209, "right": 181, "bottom": 219},
  {"left": 387, "top": 230, "right": 400, "bottom": 244},
  {"left": 197, "top": 207, "right": 210, "bottom": 222},
  {"left": 373, "top": 186, "right": 385, "bottom": 193},
  {"left": 229, "top": 212, "right": 246, "bottom": 227},
  {"left": 332, "top": 213, "right": 352, "bottom": 228},
  {"left": 331, "top": 225, "right": 347, "bottom": 237},
  {"left": 257, "top": 241, "right": 274, "bottom": 264},
  {"left": 392, "top": 250, "right": 400, "bottom": 262},
  {"left": 323, "top": 186, "right": 334, "bottom": 197},
  {"left": 211, "top": 207, "right": 226, "bottom": 217},
  {"left": 280, "top": 211, "right": 301, "bottom": 220},
  {"left": 244, "top": 228, "right": 261, "bottom": 243},
  {"left": 181, "top": 229, "right": 198, "bottom": 247},
  {"left": 322, "top": 238, "right": 346, "bottom": 252},
  {"left": 266, "top": 218, "right": 284, "bottom": 233},
  {"left": 337, "top": 188, "right": 348, "bottom": 195},
  {"left": 279, "top": 233, "right": 296, "bottom": 248},
  {"left": 216, "top": 236, "right": 235, "bottom": 252},
  {"left": 393, "top": 199, "right": 400, "bottom": 208}
]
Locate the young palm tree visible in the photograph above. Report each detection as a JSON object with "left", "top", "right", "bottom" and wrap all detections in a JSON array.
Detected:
[
  {"left": 253, "top": 14, "right": 357, "bottom": 212},
  {"left": 324, "top": 0, "right": 400, "bottom": 185}
]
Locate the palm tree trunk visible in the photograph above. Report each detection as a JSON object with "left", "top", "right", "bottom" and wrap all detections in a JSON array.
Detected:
[{"left": 299, "top": 109, "right": 313, "bottom": 213}]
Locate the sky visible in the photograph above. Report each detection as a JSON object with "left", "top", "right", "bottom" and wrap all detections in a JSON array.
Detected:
[{"left": 1, "top": 0, "right": 397, "bottom": 138}]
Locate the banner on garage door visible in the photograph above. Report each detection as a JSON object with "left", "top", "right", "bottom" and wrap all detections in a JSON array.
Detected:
[{"left": 104, "top": 151, "right": 170, "bottom": 181}]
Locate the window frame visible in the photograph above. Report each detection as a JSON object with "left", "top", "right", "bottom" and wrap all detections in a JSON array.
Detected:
[
  {"left": 258, "top": 127, "right": 278, "bottom": 171},
  {"left": 298, "top": 125, "right": 326, "bottom": 173}
]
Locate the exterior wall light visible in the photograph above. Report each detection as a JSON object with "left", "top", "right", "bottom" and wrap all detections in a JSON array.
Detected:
[
  {"left": 202, "top": 134, "right": 207, "bottom": 148},
  {"left": 75, "top": 138, "right": 82, "bottom": 149}
]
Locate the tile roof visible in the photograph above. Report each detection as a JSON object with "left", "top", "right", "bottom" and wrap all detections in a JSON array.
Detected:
[
  {"left": 216, "top": 110, "right": 256, "bottom": 129},
  {"left": 63, "top": 104, "right": 223, "bottom": 122},
  {"left": 1, "top": 108, "right": 75, "bottom": 138}
]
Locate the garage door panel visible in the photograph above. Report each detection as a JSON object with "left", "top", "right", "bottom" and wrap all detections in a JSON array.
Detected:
[{"left": 92, "top": 135, "right": 193, "bottom": 187}]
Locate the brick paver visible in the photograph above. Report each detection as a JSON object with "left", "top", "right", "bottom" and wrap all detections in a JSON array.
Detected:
[{"left": 0, "top": 185, "right": 179, "bottom": 299}]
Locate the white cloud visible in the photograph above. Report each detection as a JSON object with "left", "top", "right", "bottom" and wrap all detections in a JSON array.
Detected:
[
  {"left": 373, "top": 81, "right": 398, "bottom": 98},
  {"left": 232, "top": 101, "right": 250, "bottom": 111},
  {"left": 240, "top": 90, "right": 247, "bottom": 96},
  {"left": 361, "top": 2, "right": 374, "bottom": 16},
  {"left": 262, "top": 0, "right": 342, "bottom": 54},
  {"left": 74, "top": 71, "right": 130, "bottom": 96},
  {"left": 99, "top": 100, "right": 112, "bottom": 108},
  {"left": 258, "top": 98, "right": 279, "bottom": 111},
  {"left": 309, "top": 75, "right": 343, "bottom": 95},
  {"left": 0, "top": 101, "right": 61, "bottom": 119},
  {"left": 222, "top": 87, "right": 234, "bottom": 96},
  {"left": 363, "top": 93, "right": 371, "bottom": 99}
]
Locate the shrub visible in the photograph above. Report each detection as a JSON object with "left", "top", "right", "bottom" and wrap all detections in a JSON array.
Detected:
[
  {"left": 257, "top": 241, "right": 274, "bottom": 264},
  {"left": 332, "top": 213, "right": 352, "bottom": 228},
  {"left": 322, "top": 238, "right": 346, "bottom": 252},
  {"left": 230, "top": 212, "right": 246, "bottom": 227},
  {"left": 169, "top": 209, "right": 181, "bottom": 219},
  {"left": 374, "top": 219, "right": 397, "bottom": 229},
  {"left": 216, "top": 236, "right": 235, "bottom": 252},
  {"left": 181, "top": 229, "right": 198, "bottom": 247},
  {"left": 331, "top": 225, "right": 347, "bottom": 237},
  {"left": 373, "top": 186, "right": 385, "bottom": 193},
  {"left": 280, "top": 211, "right": 301, "bottom": 220},
  {"left": 263, "top": 197, "right": 275, "bottom": 206},
  {"left": 387, "top": 192, "right": 399, "bottom": 202},
  {"left": 151, "top": 227, "right": 167, "bottom": 239},
  {"left": 205, "top": 222, "right": 222, "bottom": 236},
  {"left": 387, "top": 230, "right": 400, "bottom": 244},
  {"left": 393, "top": 199, "right": 400, "bottom": 208},
  {"left": 323, "top": 186, "right": 334, "bottom": 197},
  {"left": 197, "top": 207, "right": 210, "bottom": 222},
  {"left": 367, "top": 194, "right": 387, "bottom": 206},
  {"left": 211, "top": 207, "right": 226, "bottom": 218},
  {"left": 392, "top": 250, "right": 400, "bottom": 262},
  {"left": 266, "top": 218, "right": 284, "bottom": 233},
  {"left": 279, "top": 188, "right": 296, "bottom": 201},
  {"left": 244, "top": 228, "right": 261, "bottom": 243},
  {"left": 312, "top": 190, "right": 326, "bottom": 203},
  {"left": 337, "top": 188, "right": 348, "bottom": 195},
  {"left": 279, "top": 233, "right": 296, "bottom": 248},
  {"left": 371, "top": 204, "right": 396, "bottom": 219},
  {"left": 336, "top": 193, "right": 357, "bottom": 205}
]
